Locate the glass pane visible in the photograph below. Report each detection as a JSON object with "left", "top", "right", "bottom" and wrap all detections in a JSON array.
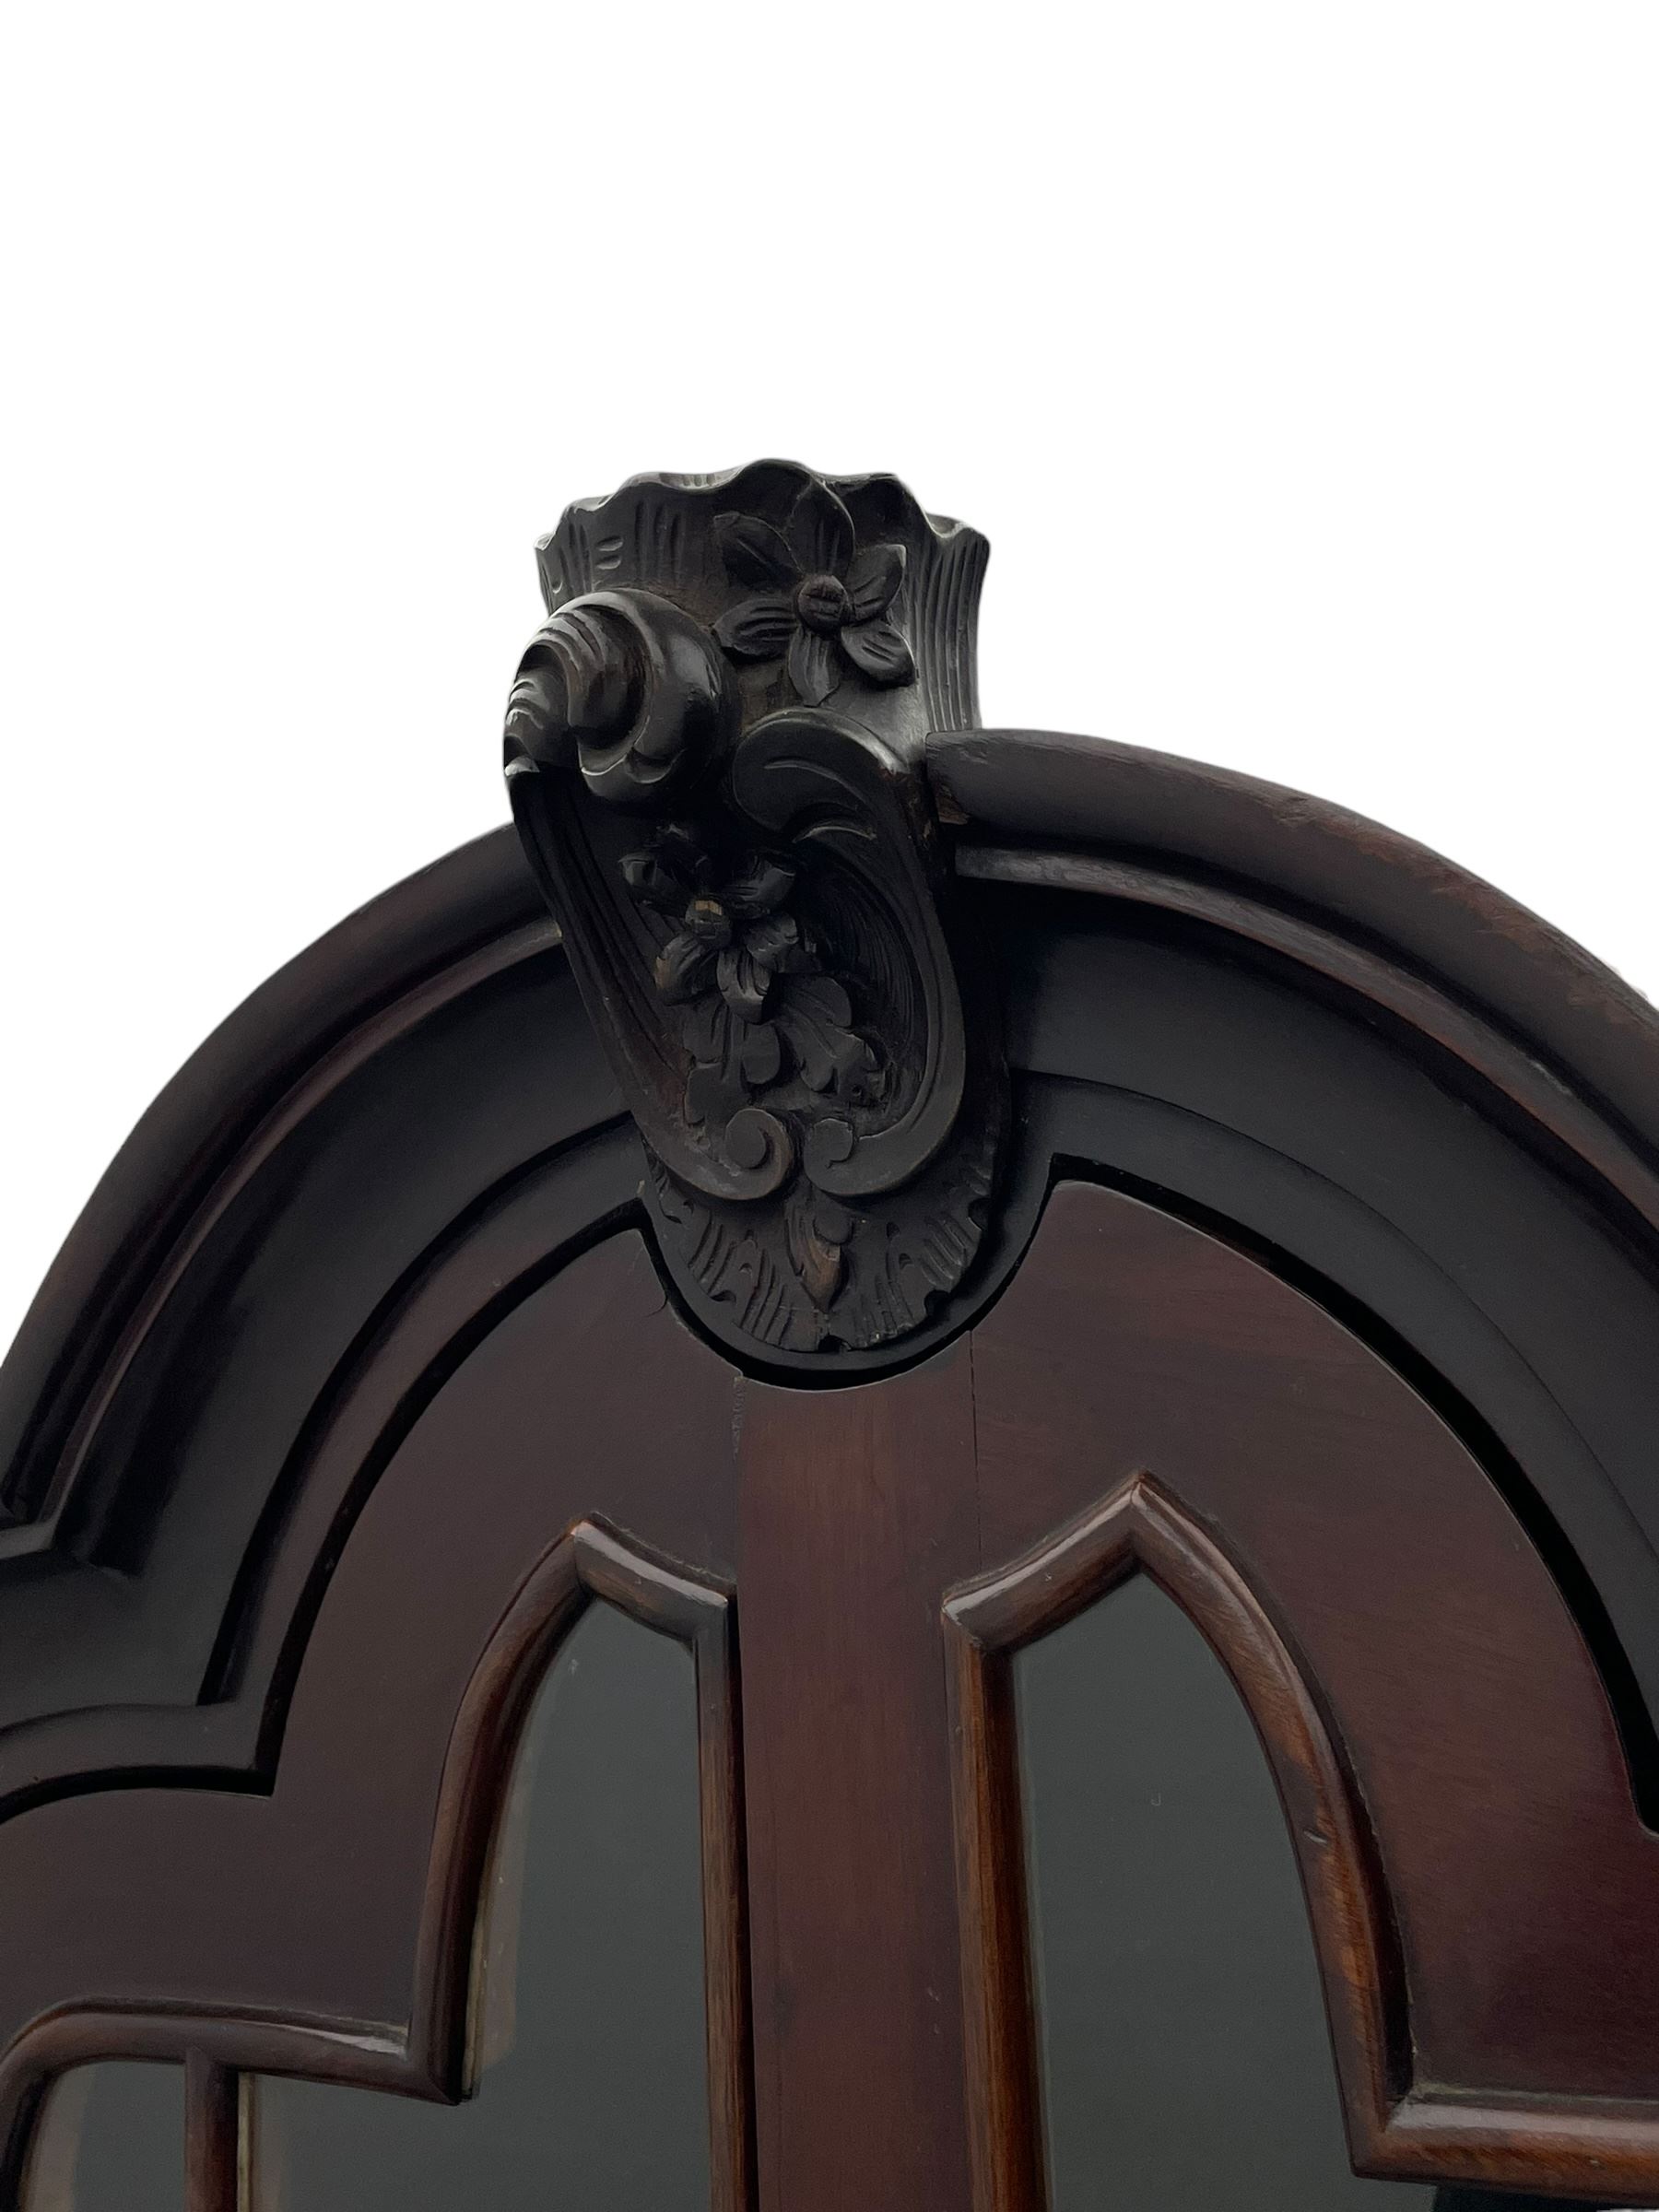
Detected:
[
  {"left": 1434, "top": 2198, "right": 1628, "bottom": 2212},
  {"left": 24, "top": 2063, "right": 183, "bottom": 2212},
  {"left": 252, "top": 1598, "right": 710, "bottom": 2211},
  {"left": 1015, "top": 1571, "right": 1430, "bottom": 2212}
]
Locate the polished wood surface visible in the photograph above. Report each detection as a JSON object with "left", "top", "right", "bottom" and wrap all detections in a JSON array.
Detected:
[
  {"left": 735, "top": 1355, "right": 979, "bottom": 2209},
  {"left": 946, "top": 1473, "right": 1404, "bottom": 2212},
  {"left": 183, "top": 2056, "right": 237, "bottom": 2212},
  {"left": 8, "top": 525, "right": 1659, "bottom": 2212},
  {"left": 0, "top": 1237, "right": 743, "bottom": 2200},
  {"left": 970, "top": 1182, "right": 1659, "bottom": 2150},
  {"left": 5, "top": 1184, "right": 1659, "bottom": 2204},
  {"left": 727, "top": 1180, "right": 1659, "bottom": 2202}
]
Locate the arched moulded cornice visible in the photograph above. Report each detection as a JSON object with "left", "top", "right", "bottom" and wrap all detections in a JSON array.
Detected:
[
  {"left": 930, "top": 724, "right": 1659, "bottom": 1239},
  {"left": 7, "top": 697, "right": 1659, "bottom": 1533},
  {"left": 0, "top": 829, "right": 556, "bottom": 1548}
]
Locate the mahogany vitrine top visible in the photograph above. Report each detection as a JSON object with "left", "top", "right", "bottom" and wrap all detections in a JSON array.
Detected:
[{"left": 3, "top": 464, "right": 1659, "bottom": 2209}]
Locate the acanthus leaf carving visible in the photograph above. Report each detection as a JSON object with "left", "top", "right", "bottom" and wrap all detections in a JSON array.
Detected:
[{"left": 504, "top": 463, "right": 1002, "bottom": 1359}]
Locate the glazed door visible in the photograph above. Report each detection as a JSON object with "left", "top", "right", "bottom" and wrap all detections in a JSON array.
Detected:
[
  {"left": 13, "top": 461, "right": 1659, "bottom": 2211},
  {"left": 14, "top": 1175, "right": 1656, "bottom": 2210}
]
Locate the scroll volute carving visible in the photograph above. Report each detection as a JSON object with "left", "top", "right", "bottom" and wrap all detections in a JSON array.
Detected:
[{"left": 504, "top": 462, "right": 1003, "bottom": 1359}]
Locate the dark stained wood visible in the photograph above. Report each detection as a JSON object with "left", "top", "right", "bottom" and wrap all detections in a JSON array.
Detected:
[
  {"left": 6, "top": 1184, "right": 1659, "bottom": 2203},
  {"left": 13, "top": 665, "right": 1659, "bottom": 2212},
  {"left": 0, "top": 827, "right": 548, "bottom": 1543},
  {"left": 734, "top": 1352, "right": 981, "bottom": 2212},
  {"left": 0, "top": 1513, "right": 754, "bottom": 2212},
  {"left": 946, "top": 1474, "right": 1405, "bottom": 2212},
  {"left": 943, "top": 1567, "right": 1044, "bottom": 2212},
  {"left": 961, "top": 1182, "right": 1659, "bottom": 2199},
  {"left": 416, "top": 1518, "right": 753, "bottom": 2212},
  {"left": 0, "top": 1235, "right": 751, "bottom": 2208},
  {"left": 0, "top": 968, "right": 629, "bottom": 1796},
  {"left": 183, "top": 2053, "right": 239, "bottom": 2212},
  {"left": 0, "top": 1128, "right": 642, "bottom": 1827},
  {"left": 928, "top": 722, "right": 1659, "bottom": 1166},
  {"left": 992, "top": 912, "right": 1659, "bottom": 1788},
  {"left": 506, "top": 464, "right": 1003, "bottom": 1363},
  {"left": 957, "top": 841, "right": 1659, "bottom": 1240}
]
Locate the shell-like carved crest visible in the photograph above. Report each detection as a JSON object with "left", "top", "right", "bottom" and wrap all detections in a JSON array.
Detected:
[{"left": 504, "top": 463, "right": 1002, "bottom": 1361}]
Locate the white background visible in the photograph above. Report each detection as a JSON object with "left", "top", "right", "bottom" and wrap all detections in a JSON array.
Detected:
[{"left": 2, "top": 3, "right": 1656, "bottom": 1363}]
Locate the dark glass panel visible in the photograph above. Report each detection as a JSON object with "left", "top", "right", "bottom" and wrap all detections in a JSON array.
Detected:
[
  {"left": 24, "top": 2063, "right": 183, "bottom": 2212},
  {"left": 1015, "top": 1571, "right": 1432, "bottom": 2212},
  {"left": 252, "top": 1597, "right": 710, "bottom": 2211},
  {"left": 1435, "top": 2197, "right": 1621, "bottom": 2211}
]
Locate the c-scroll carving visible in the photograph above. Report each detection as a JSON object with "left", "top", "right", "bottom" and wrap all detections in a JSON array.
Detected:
[{"left": 504, "top": 463, "right": 1003, "bottom": 1358}]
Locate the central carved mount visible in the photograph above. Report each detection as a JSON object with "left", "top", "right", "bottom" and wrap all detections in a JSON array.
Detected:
[{"left": 504, "top": 461, "right": 1003, "bottom": 1359}]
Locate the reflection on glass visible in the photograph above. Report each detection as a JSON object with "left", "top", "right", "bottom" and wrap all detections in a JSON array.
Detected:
[
  {"left": 24, "top": 2063, "right": 183, "bottom": 2212},
  {"left": 1015, "top": 1571, "right": 1430, "bottom": 2212},
  {"left": 252, "top": 1599, "right": 711, "bottom": 2211}
]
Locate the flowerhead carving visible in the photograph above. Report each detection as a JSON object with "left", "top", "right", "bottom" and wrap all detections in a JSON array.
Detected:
[
  {"left": 623, "top": 822, "right": 882, "bottom": 1133},
  {"left": 625, "top": 830, "right": 808, "bottom": 1035},
  {"left": 712, "top": 478, "right": 915, "bottom": 706},
  {"left": 510, "top": 464, "right": 1000, "bottom": 1358}
]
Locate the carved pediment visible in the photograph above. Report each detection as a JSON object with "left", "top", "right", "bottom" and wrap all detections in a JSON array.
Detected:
[{"left": 503, "top": 463, "right": 1003, "bottom": 1359}]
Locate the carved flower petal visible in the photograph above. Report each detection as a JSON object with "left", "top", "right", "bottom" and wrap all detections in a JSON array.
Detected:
[
  {"left": 723, "top": 861, "right": 796, "bottom": 918},
  {"left": 714, "top": 595, "right": 797, "bottom": 662},
  {"left": 718, "top": 945, "right": 771, "bottom": 1022},
  {"left": 716, "top": 512, "right": 800, "bottom": 589},
  {"left": 841, "top": 618, "right": 917, "bottom": 688},
  {"left": 787, "top": 627, "right": 839, "bottom": 706},
  {"left": 742, "top": 913, "right": 799, "bottom": 966},
  {"left": 784, "top": 479, "right": 855, "bottom": 581},
  {"left": 655, "top": 934, "right": 718, "bottom": 1004},
  {"left": 740, "top": 1019, "right": 782, "bottom": 1088},
  {"left": 845, "top": 541, "right": 905, "bottom": 622}
]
